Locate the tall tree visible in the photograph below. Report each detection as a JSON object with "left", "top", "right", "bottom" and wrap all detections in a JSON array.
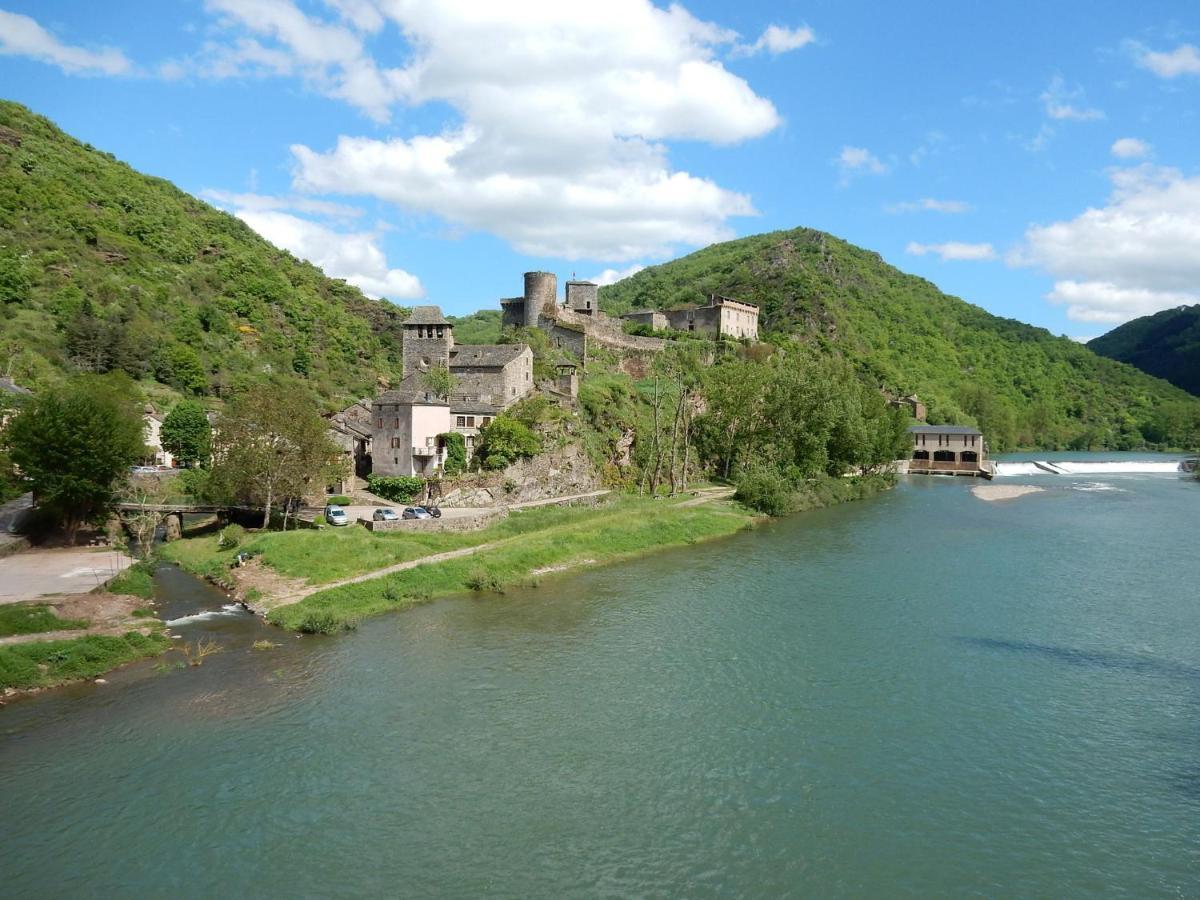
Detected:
[
  {"left": 7, "top": 375, "right": 144, "bottom": 543},
  {"left": 160, "top": 400, "right": 212, "bottom": 467},
  {"left": 420, "top": 364, "right": 457, "bottom": 401},
  {"left": 209, "top": 383, "right": 342, "bottom": 528}
]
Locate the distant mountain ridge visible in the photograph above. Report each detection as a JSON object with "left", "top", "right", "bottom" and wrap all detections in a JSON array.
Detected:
[
  {"left": 0, "top": 100, "right": 408, "bottom": 407},
  {"left": 1088, "top": 305, "right": 1200, "bottom": 396},
  {"left": 600, "top": 228, "right": 1200, "bottom": 449}
]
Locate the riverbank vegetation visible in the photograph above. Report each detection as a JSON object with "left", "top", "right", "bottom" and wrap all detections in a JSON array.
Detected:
[
  {"left": 0, "top": 631, "right": 170, "bottom": 692},
  {"left": 267, "top": 499, "right": 755, "bottom": 633},
  {"left": 0, "top": 602, "right": 88, "bottom": 637}
]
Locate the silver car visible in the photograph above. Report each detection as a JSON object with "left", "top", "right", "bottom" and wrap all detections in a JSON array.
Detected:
[
  {"left": 324, "top": 505, "right": 350, "bottom": 526},
  {"left": 373, "top": 508, "right": 400, "bottom": 522}
]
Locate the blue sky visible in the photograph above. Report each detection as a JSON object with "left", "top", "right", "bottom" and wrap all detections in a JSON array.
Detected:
[{"left": 2, "top": 1, "right": 1199, "bottom": 338}]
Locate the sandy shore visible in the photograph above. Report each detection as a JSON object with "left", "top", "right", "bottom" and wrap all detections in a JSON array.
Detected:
[{"left": 972, "top": 484, "right": 1045, "bottom": 502}]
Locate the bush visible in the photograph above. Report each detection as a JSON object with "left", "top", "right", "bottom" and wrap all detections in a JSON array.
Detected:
[
  {"left": 464, "top": 567, "right": 503, "bottom": 593},
  {"left": 217, "top": 523, "right": 246, "bottom": 550},
  {"left": 296, "top": 610, "right": 357, "bottom": 634},
  {"left": 106, "top": 561, "right": 155, "bottom": 599},
  {"left": 474, "top": 416, "right": 540, "bottom": 470},
  {"left": 438, "top": 431, "right": 467, "bottom": 476},
  {"left": 366, "top": 474, "right": 425, "bottom": 503},
  {"left": 326, "top": 495, "right": 351, "bottom": 505},
  {"left": 734, "top": 469, "right": 796, "bottom": 517}
]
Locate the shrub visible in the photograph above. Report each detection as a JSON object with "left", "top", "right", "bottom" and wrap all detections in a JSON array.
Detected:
[
  {"left": 474, "top": 416, "right": 540, "bottom": 470},
  {"left": 106, "top": 561, "right": 155, "bottom": 599},
  {"left": 326, "top": 495, "right": 351, "bottom": 505},
  {"left": 297, "top": 610, "right": 357, "bottom": 634},
  {"left": 217, "top": 523, "right": 246, "bottom": 550},
  {"left": 366, "top": 474, "right": 425, "bottom": 503},
  {"left": 438, "top": 431, "right": 467, "bottom": 475},
  {"left": 734, "top": 468, "right": 796, "bottom": 517},
  {"left": 464, "top": 567, "right": 504, "bottom": 593}
]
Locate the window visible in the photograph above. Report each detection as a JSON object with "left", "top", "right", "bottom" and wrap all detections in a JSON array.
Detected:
[
  {"left": 511, "top": 387, "right": 516, "bottom": 396},
  {"left": 436, "top": 326, "right": 443, "bottom": 338},
  {"left": 482, "top": 417, "right": 491, "bottom": 426},
  {"left": 526, "top": 372, "right": 530, "bottom": 381},
  {"left": 377, "top": 419, "right": 383, "bottom": 428},
  {"left": 466, "top": 416, "right": 475, "bottom": 427},
  {"left": 456, "top": 416, "right": 466, "bottom": 427},
  {"left": 394, "top": 418, "right": 400, "bottom": 429}
]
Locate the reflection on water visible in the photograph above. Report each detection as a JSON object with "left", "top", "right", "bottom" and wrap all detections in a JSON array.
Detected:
[{"left": 2, "top": 462, "right": 1200, "bottom": 897}]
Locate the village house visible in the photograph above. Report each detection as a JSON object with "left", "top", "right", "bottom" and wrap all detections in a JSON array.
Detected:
[
  {"left": 324, "top": 399, "right": 373, "bottom": 492},
  {"left": 142, "top": 406, "right": 175, "bottom": 468},
  {"left": 908, "top": 425, "right": 988, "bottom": 476},
  {"left": 889, "top": 394, "right": 928, "bottom": 422},
  {"left": 371, "top": 305, "right": 534, "bottom": 470}
]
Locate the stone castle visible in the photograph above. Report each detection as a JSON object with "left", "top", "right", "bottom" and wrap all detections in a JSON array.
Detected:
[{"left": 363, "top": 271, "right": 759, "bottom": 480}]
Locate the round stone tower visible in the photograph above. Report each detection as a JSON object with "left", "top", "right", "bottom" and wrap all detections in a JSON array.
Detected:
[{"left": 523, "top": 271, "right": 557, "bottom": 328}]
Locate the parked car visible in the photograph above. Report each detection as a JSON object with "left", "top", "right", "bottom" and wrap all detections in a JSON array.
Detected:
[
  {"left": 418, "top": 505, "right": 442, "bottom": 518},
  {"left": 373, "top": 508, "right": 400, "bottom": 522},
  {"left": 402, "top": 507, "right": 432, "bottom": 520},
  {"left": 129, "top": 465, "right": 158, "bottom": 474},
  {"left": 324, "top": 505, "right": 350, "bottom": 526}
]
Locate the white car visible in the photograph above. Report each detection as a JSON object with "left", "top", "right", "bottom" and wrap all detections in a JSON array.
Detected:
[{"left": 324, "top": 505, "right": 350, "bottom": 526}]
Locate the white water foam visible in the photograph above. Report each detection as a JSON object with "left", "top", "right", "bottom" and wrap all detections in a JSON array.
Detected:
[
  {"left": 1069, "top": 482, "right": 1126, "bottom": 493},
  {"left": 994, "top": 460, "right": 1182, "bottom": 477},
  {"left": 165, "top": 604, "right": 246, "bottom": 627}
]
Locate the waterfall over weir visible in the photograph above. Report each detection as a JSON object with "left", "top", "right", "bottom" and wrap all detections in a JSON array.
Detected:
[{"left": 993, "top": 460, "right": 1186, "bottom": 477}]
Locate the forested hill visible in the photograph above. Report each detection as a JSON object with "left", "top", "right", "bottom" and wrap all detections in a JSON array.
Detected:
[
  {"left": 600, "top": 228, "right": 1200, "bottom": 450},
  {"left": 0, "top": 100, "right": 408, "bottom": 407},
  {"left": 1088, "top": 305, "right": 1200, "bottom": 397}
]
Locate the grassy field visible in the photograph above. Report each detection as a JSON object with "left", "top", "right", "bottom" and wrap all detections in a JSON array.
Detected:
[
  {"left": 162, "top": 499, "right": 688, "bottom": 586},
  {"left": 0, "top": 603, "right": 88, "bottom": 637},
  {"left": 267, "top": 500, "right": 755, "bottom": 633},
  {"left": 0, "top": 632, "right": 171, "bottom": 691},
  {"left": 104, "top": 562, "right": 156, "bottom": 600}
]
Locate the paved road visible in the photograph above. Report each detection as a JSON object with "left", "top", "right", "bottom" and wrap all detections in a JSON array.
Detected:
[{"left": 0, "top": 547, "right": 133, "bottom": 604}]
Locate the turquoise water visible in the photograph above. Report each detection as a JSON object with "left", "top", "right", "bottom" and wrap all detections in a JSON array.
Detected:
[{"left": 2, "top": 460, "right": 1199, "bottom": 897}]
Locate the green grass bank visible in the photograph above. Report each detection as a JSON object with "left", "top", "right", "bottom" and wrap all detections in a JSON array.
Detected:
[{"left": 0, "top": 632, "right": 171, "bottom": 692}]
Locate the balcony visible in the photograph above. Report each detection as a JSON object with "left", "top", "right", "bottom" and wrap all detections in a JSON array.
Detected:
[{"left": 412, "top": 445, "right": 437, "bottom": 457}]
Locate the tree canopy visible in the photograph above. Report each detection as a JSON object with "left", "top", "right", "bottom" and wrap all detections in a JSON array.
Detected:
[
  {"left": 160, "top": 400, "right": 211, "bottom": 467},
  {"left": 6, "top": 375, "right": 144, "bottom": 541}
]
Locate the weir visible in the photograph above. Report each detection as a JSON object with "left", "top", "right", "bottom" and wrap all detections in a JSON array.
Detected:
[{"left": 993, "top": 460, "right": 1186, "bottom": 477}]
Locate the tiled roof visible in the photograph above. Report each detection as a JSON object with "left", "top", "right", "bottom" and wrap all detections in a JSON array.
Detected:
[
  {"left": 908, "top": 424, "right": 982, "bottom": 435},
  {"left": 373, "top": 374, "right": 450, "bottom": 406},
  {"left": 449, "top": 344, "right": 527, "bottom": 368},
  {"left": 404, "top": 305, "right": 451, "bottom": 326}
]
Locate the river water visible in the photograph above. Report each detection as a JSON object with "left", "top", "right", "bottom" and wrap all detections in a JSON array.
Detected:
[{"left": 2, "top": 455, "right": 1198, "bottom": 897}]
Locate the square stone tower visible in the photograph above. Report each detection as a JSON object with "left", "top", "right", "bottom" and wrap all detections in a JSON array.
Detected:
[
  {"left": 402, "top": 306, "right": 454, "bottom": 380},
  {"left": 565, "top": 280, "right": 599, "bottom": 315}
]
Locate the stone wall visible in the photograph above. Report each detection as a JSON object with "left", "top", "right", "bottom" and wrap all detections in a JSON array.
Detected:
[
  {"left": 361, "top": 508, "right": 506, "bottom": 532},
  {"left": 440, "top": 441, "right": 601, "bottom": 507}
]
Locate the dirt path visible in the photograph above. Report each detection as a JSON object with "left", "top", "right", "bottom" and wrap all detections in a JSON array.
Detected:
[
  {"left": 677, "top": 487, "right": 736, "bottom": 507},
  {"left": 507, "top": 490, "right": 610, "bottom": 509}
]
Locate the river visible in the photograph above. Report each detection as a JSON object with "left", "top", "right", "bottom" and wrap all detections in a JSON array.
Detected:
[{"left": 2, "top": 455, "right": 1198, "bottom": 897}]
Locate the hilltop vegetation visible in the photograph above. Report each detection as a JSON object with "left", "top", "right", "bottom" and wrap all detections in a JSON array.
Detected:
[
  {"left": 1088, "top": 305, "right": 1200, "bottom": 397},
  {"left": 601, "top": 228, "right": 1200, "bottom": 450},
  {"left": 0, "top": 101, "right": 407, "bottom": 406}
]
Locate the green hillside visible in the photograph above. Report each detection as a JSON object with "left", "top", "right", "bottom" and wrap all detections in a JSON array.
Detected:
[
  {"left": 1088, "top": 305, "right": 1200, "bottom": 397},
  {"left": 600, "top": 228, "right": 1200, "bottom": 450},
  {"left": 0, "top": 100, "right": 408, "bottom": 407}
]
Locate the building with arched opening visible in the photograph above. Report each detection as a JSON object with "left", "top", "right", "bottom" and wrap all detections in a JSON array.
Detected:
[{"left": 908, "top": 425, "right": 989, "bottom": 476}]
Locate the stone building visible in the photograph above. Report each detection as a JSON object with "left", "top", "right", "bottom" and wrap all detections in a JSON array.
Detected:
[
  {"left": 372, "top": 305, "right": 535, "bottom": 469},
  {"left": 907, "top": 425, "right": 988, "bottom": 476},
  {"left": 888, "top": 394, "right": 928, "bottom": 422},
  {"left": 371, "top": 389, "right": 451, "bottom": 478},
  {"left": 142, "top": 406, "right": 175, "bottom": 468},
  {"left": 625, "top": 294, "right": 759, "bottom": 340},
  {"left": 325, "top": 400, "right": 373, "bottom": 492},
  {"left": 565, "top": 280, "right": 599, "bottom": 315}
]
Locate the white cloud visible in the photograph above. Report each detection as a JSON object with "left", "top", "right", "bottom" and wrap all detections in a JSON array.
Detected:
[
  {"left": 1046, "top": 280, "right": 1196, "bottom": 324},
  {"left": 1012, "top": 164, "right": 1200, "bottom": 323},
  {"left": 1040, "top": 75, "right": 1104, "bottom": 121},
  {"left": 835, "top": 146, "right": 888, "bottom": 184},
  {"left": 0, "top": 9, "right": 131, "bottom": 75},
  {"left": 225, "top": 205, "right": 424, "bottom": 301},
  {"left": 589, "top": 264, "right": 646, "bottom": 286},
  {"left": 1110, "top": 137, "right": 1151, "bottom": 159},
  {"left": 278, "top": 1, "right": 775, "bottom": 260},
  {"left": 201, "top": 189, "right": 363, "bottom": 219},
  {"left": 733, "top": 24, "right": 816, "bottom": 57},
  {"left": 906, "top": 241, "right": 997, "bottom": 261},
  {"left": 1133, "top": 42, "right": 1200, "bottom": 79},
  {"left": 886, "top": 198, "right": 971, "bottom": 214}
]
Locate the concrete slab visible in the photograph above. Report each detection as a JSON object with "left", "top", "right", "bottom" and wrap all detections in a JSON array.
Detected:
[{"left": 0, "top": 547, "right": 133, "bottom": 604}]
